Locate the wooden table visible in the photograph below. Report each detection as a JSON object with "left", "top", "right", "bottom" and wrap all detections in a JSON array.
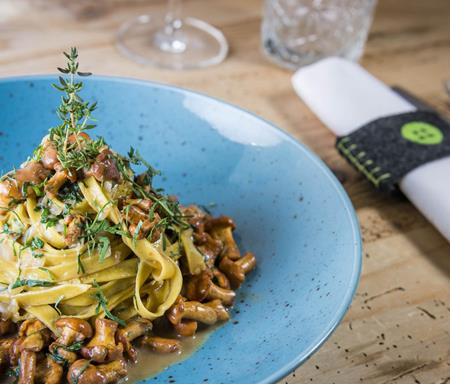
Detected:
[{"left": 1, "top": 0, "right": 449, "bottom": 382}]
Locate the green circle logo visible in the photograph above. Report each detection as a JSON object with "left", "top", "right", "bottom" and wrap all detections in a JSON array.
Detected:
[{"left": 401, "top": 121, "right": 443, "bottom": 145}]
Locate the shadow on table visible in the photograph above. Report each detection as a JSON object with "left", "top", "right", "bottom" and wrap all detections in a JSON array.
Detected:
[{"left": 376, "top": 200, "right": 450, "bottom": 278}]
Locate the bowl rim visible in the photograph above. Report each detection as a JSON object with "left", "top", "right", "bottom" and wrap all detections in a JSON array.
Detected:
[{"left": 0, "top": 74, "right": 362, "bottom": 384}]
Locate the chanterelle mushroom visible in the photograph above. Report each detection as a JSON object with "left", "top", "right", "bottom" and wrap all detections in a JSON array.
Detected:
[
  {"left": 67, "top": 358, "right": 127, "bottom": 384},
  {"left": 15, "top": 161, "right": 50, "bottom": 186},
  {"left": 219, "top": 252, "right": 256, "bottom": 288},
  {"left": 196, "top": 233, "right": 223, "bottom": 269},
  {"left": 49, "top": 318, "right": 93, "bottom": 366},
  {"left": 18, "top": 349, "right": 37, "bottom": 384},
  {"left": 11, "top": 320, "right": 51, "bottom": 365},
  {"left": 173, "top": 320, "right": 198, "bottom": 337},
  {"left": 0, "top": 178, "right": 22, "bottom": 210},
  {"left": 89, "top": 149, "right": 121, "bottom": 183},
  {"left": 0, "top": 337, "right": 16, "bottom": 371},
  {"left": 45, "top": 170, "right": 68, "bottom": 199},
  {"left": 167, "top": 296, "right": 224, "bottom": 326},
  {"left": 124, "top": 202, "right": 161, "bottom": 242},
  {"left": 141, "top": 336, "right": 181, "bottom": 354},
  {"left": 0, "top": 319, "right": 15, "bottom": 336},
  {"left": 41, "top": 138, "right": 60, "bottom": 170},
  {"left": 205, "top": 299, "right": 230, "bottom": 322},
  {"left": 185, "top": 270, "right": 236, "bottom": 306},
  {"left": 35, "top": 355, "right": 64, "bottom": 384},
  {"left": 64, "top": 215, "right": 85, "bottom": 247},
  {"left": 81, "top": 318, "right": 123, "bottom": 363},
  {"left": 212, "top": 268, "right": 230, "bottom": 289},
  {"left": 116, "top": 317, "right": 152, "bottom": 363},
  {"left": 56, "top": 317, "right": 93, "bottom": 345},
  {"left": 204, "top": 215, "right": 236, "bottom": 231},
  {"left": 166, "top": 296, "right": 197, "bottom": 337},
  {"left": 13, "top": 320, "right": 51, "bottom": 384},
  {"left": 205, "top": 216, "right": 240, "bottom": 261}
]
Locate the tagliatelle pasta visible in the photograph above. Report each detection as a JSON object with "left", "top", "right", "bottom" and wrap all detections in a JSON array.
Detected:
[
  {"left": 0, "top": 175, "right": 184, "bottom": 326},
  {"left": 0, "top": 48, "right": 256, "bottom": 384}
]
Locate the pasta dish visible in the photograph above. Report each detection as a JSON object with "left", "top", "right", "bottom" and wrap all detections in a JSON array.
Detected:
[{"left": 0, "top": 49, "right": 256, "bottom": 384}]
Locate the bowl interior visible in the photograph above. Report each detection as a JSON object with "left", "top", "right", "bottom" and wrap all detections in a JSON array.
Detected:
[{"left": 0, "top": 76, "right": 361, "bottom": 384}]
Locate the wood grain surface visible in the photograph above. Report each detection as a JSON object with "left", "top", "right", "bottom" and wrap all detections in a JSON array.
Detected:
[{"left": 0, "top": 0, "right": 449, "bottom": 383}]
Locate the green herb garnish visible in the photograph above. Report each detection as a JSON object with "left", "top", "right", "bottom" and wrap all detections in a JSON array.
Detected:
[
  {"left": 80, "top": 201, "right": 128, "bottom": 262},
  {"left": 127, "top": 147, "right": 160, "bottom": 184},
  {"left": 11, "top": 279, "right": 55, "bottom": 289},
  {"left": 48, "top": 336, "right": 84, "bottom": 367},
  {"left": 114, "top": 151, "right": 190, "bottom": 236},
  {"left": 97, "top": 236, "right": 110, "bottom": 263},
  {"left": 43, "top": 47, "right": 102, "bottom": 171},
  {"left": 29, "top": 237, "right": 45, "bottom": 258},
  {"left": 92, "top": 280, "right": 125, "bottom": 326},
  {"left": 77, "top": 252, "right": 85, "bottom": 274},
  {"left": 48, "top": 351, "right": 68, "bottom": 367},
  {"left": 6, "top": 366, "right": 19, "bottom": 384},
  {"left": 40, "top": 206, "right": 59, "bottom": 228},
  {"left": 1, "top": 223, "right": 11, "bottom": 235},
  {"left": 132, "top": 220, "right": 143, "bottom": 246},
  {"left": 57, "top": 182, "right": 83, "bottom": 206},
  {"left": 31, "top": 237, "right": 44, "bottom": 249}
]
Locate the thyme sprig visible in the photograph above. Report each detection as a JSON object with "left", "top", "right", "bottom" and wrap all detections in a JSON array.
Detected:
[{"left": 47, "top": 47, "right": 103, "bottom": 171}]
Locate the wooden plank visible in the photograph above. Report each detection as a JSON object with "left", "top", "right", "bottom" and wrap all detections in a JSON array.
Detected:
[{"left": 0, "top": 0, "right": 448, "bottom": 382}]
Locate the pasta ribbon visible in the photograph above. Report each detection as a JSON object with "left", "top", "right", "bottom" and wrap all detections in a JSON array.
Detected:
[
  {"left": 0, "top": 283, "right": 90, "bottom": 306},
  {"left": 22, "top": 243, "right": 131, "bottom": 282},
  {"left": 78, "top": 177, "right": 183, "bottom": 320},
  {"left": 133, "top": 259, "right": 182, "bottom": 320},
  {"left": 122, "top": 237, "right": 176, "bottom": 281},
  {"left": 80, "top": 259, "right": 138, "bottom": 283},
  {"left": 62, "top": 277, "right": 135, "bottom": 306},
  {"left": 50, "top": 197, "right": 94, "bottom": 215},
  {"left": 78, "top": 176, "right": 121, "bottom": 224},
  {"left": 181, "top": 228, "right": 206, "bottom": 275},
  {"left": 26, "top": 197, "right": 66, "bottom": 249},
  {"left": 60, "top": 285, "right": 135, "bottom": 319},
  {"left": 25, "top": 305, "right": 61, "bottom": 334}
]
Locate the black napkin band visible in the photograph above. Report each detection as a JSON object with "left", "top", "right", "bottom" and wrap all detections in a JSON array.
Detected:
[{"left": 336, "top": 111, "right": 450, "bottom": 193}]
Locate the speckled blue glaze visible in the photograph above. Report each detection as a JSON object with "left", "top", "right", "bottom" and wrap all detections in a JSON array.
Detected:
[{"left": 0, "top": 76, "right": 361, "bottom": 384}]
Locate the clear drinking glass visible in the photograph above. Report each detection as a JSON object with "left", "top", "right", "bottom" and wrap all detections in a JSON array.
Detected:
[
  {"left": 117, "top": 0, "right": 228, "bottom": 70},
  {"left": 262, "top": 0, "right": 377, "bottom": 69}
]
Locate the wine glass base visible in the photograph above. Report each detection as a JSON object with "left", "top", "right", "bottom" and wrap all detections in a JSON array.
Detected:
[{"left": 117, "top": 15, "right": 229, "bottom": 70}]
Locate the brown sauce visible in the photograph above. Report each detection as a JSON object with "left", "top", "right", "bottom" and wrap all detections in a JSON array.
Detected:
[
  {"left": 124, "top": 326, "right": 216, "bottom": 383},
  {"left": 0, "top": 326, "right": 216, "bottom": 384}
]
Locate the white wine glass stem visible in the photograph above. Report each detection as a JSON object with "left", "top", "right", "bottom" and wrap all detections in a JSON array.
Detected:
[
  {"left": 165, "top": 0, "right": 183, "bottom": 29},
  {"left": 157, "top": 0, "right": 186, "bottom": 53}
]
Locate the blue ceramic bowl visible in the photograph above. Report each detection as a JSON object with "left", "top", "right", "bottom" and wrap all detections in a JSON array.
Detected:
[{"left": 0, "top": 76, "right": 361, "bottom": 384}]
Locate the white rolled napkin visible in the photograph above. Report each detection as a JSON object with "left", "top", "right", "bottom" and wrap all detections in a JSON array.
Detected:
[{"left": 292, "top": 57, "right": 450, "bottom": 242}]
